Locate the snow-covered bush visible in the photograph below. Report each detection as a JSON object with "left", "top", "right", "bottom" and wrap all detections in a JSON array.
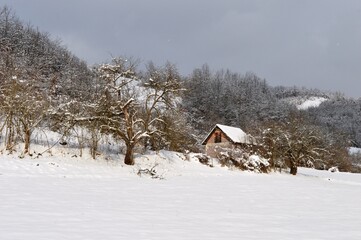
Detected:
[
  {"left": 328, "top": 167, "right": 339, "bottom": 173},
  {"left": 245, "top": 155, "right": 270, "bottom": 172},
  {"left": 217, "top": 148, "right": 269, "bottom": 173},
  {"left": 195, "top": 154, "right": 213, "bottom": 167}
]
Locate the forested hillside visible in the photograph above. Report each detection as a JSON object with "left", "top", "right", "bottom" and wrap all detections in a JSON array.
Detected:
[
  {"left": 0, "top": 7, "right": 93, "bottom": 101},
  {"left": 182, "top": 64, "right": 361, "bottom": 151},
  {"left": 1, "top": 6, "right": 360, "bottom": 173}
]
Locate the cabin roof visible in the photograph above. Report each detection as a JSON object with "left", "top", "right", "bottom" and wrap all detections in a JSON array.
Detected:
[{"left": 202, "top": 124, "right": 254, "bottom": 145}]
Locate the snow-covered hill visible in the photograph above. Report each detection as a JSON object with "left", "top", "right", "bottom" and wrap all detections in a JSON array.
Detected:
[{"left": 1, "top": 148, "right": 361, "bottom": 240}]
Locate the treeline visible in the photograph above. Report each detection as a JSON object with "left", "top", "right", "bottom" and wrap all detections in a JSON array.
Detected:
[
  {"left": 183, "top": 64, "right": 290, "bottom": 134},
  {"left": 1, "top": 6, "right": 360, "bottom": 173}
]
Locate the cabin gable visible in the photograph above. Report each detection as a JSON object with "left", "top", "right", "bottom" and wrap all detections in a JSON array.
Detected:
[{"left": 204, "top": 127, "right": 233, "bottom": 145}]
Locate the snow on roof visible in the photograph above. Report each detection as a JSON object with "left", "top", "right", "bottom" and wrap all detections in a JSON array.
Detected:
[
  {"left": 216, "top": 124, "right": 252, "bottom": 144},
  {"left": 202, "top": 124, "right": 254, "bottom": 145}
]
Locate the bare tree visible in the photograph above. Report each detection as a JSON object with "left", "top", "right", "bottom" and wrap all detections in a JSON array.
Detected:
[
  {"left": 0, "top": 66, "right": 48, "bottom": 154},
  {"left": 259, "top": 114, "right": 330, "bottom": 175},
  {"left": 0, "top": 6, "right": 91, "bottom": 154},
  {"left": 63, "top": 58, "right": 185, "bottom": 165},
  {"left": 139, "top": 61, "right": 185, "bottom": 150}
]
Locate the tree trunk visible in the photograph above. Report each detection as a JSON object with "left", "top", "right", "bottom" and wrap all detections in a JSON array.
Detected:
[
  {"left": 24, "top": 128, "right": 31, "bottom": 154},
  {"left": 290, "top": 161, "right": 298, "bottom": 175},
  {"left": 124, "top": 144, "right": 135, "bottom": 165},
  {"left": 90, "top": 131, "right": 98, "bottom": 160},
  {"left": 6, "top": 123, "right": 14, "bottom": 152}
]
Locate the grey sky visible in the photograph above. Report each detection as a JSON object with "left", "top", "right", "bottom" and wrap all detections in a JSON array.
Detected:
[{"left": 3, "top": 0, "right": 361, "bottom": 98}]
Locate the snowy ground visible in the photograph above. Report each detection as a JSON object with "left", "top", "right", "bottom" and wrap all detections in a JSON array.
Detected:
[
  {"left": 349, "top": 147, "right": 361, "bottom": 155},
  {"left": 296, "top": 96, "right": 328, "bottom": 110},
  {"left": 1, "top": 149, "right": 361, "bottom": 240}
]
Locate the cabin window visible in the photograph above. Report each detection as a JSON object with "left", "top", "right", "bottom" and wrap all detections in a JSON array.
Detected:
[{"left": 215, "top": 132, "right": 221, "bottom": 143}]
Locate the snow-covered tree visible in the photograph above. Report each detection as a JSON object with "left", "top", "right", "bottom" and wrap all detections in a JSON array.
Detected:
[
  {"left": 258, "top": 113, "right": 332, "bottom": 175},
  {"left": 140, "top": 61, "right": 188, "bottom": 150},
  {"left": 65, "top": 58, "right": 184, "bottom": 165},
  {"left": 0, "top": 65, "right": 48, "bottom": 154},
  {"left": 0, "top": 6, "right": 93, "bottom": 154}
]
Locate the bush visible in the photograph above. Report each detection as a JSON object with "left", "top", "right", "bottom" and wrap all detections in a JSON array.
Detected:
[
  {"left": 195, "top": 154, "right": 213, "bottom": 167},
  {"left": 217, "top": 148, "right": 269, "bottom": 173}
]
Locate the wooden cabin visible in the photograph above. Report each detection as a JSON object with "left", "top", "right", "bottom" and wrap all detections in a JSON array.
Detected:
[{"left": 202, "top": 124, "right": 256, "bottom": 158}]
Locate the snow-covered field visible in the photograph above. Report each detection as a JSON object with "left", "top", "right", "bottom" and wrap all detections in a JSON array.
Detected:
[{"left": 1, "top": 149, "right": 361, "bottom": 240}]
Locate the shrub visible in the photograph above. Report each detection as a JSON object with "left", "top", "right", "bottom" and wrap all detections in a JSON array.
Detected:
[{"left": 217, "top": 148, "right": 269, "bottom": 173}]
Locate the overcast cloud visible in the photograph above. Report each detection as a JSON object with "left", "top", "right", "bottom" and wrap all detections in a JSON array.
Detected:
[{"left": 3, "top": 0, "right": 361, "bottom": 98}]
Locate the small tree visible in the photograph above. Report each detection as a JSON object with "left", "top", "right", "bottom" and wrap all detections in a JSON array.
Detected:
[
  {"left": 0, "top": 61, "right": 48, "bottom": 154},
  {"left": 140, "top": 61, "right": 186, "bottom": 150},
  {"left": 15, "top": 78, "right": 48, "bottom": 154},
  {"left": 160, "top": 109, "right": 198, "bottom": 152},
  {"left": 257, "top": 121, "right": 286, "bottom": 170}
]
